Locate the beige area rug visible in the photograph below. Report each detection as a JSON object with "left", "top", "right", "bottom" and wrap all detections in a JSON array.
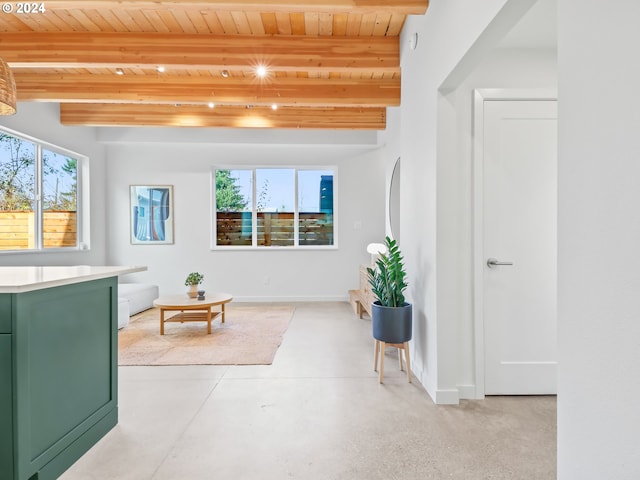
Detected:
[{"left": 118, "top": 305, "right": 295, "bottom": 366}]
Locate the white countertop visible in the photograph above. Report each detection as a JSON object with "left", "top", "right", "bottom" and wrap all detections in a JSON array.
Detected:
[{"left": 0, "top": 266, "right": 147, "bottom": 293}]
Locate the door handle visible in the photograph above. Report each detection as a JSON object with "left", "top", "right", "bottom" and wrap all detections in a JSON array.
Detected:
[{"left": 487, "top": 258, "right": 514, "bottom": 268}]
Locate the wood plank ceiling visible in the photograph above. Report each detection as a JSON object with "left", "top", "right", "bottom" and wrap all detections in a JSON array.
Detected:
[{"left": 0, "top": 1, "right": 429, "bottom": 129}]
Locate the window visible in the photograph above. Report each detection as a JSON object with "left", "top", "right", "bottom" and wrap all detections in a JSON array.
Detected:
[
  {"left": 213, "top": 167, "right": 336, "bottom": 248},
  {"left": 0, "top": 128, "right": 86, "bottom": 252}
]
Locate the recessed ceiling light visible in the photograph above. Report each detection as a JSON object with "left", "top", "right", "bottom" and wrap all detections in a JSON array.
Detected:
[
  {"left": 221, "top": 70, "right": 230, "bottom": 78},
  {"left": 271, "top": 104, "right": 278, "bottom": 111},
  {"left": 208, "top": 102, "right": 215, "bottom": 109},
  {"left": 256, "top": 66, "right": 267, "bottom": 78},
  {"left": 115, "top": 68, "right": 124, "bottom": 75},
  {"left": 156, "top": 66, "right": 165, "bottom": 73}
]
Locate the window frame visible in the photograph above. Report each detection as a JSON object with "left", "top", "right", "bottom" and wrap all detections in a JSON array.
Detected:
[
  {"left": 211, "top": 165, "right": 338, "bottom": 250},
  {"left": 0, "top": 126, "right": 89, "bottom": 254}
]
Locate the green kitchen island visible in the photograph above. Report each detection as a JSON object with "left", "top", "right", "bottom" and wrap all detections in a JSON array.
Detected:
[{"left": 0, "top": 266, "right": 145, "bottom": 480}]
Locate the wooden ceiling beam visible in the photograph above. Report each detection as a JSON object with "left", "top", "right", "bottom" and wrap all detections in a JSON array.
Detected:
[
  {"left": 1, "top": 33, "right": 398, "bottom": 72},
  {"left": 60, "top": 103, "right": 386, "bottom": 129},
  {"left": 41, "top": 1, "right": 429, "bottom": 15},
  {"left": 15, "top": 73, "right": 400, "bottom": 107}
]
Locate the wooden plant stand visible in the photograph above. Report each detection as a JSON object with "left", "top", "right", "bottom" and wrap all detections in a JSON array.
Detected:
[{"left": 374, "top": 340, "right": 412, "bottom": 384}]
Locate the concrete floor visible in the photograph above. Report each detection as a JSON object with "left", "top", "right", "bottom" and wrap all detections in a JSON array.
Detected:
[{"left": 61, "top": 302, "right": 556, "bottom": 480}]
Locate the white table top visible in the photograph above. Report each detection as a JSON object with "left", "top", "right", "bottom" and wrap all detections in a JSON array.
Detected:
[
  {"left": 0, "top": 266, "right": 147, "bottom": 293},
  {"left": 154, "top": 293, "right": 233, "bottom": 308}
]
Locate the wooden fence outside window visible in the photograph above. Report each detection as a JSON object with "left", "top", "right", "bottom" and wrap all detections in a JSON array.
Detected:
[
  {"left": 0, "top": 211, "right": 77, "bottom": 250},
  {"left": 216, "top": 212, "right": 333, "bottom": 246}
]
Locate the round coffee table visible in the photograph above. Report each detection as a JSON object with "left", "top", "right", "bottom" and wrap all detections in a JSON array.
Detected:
[{"left": 153, "top": 293, "right": 233, "bottom": 334}]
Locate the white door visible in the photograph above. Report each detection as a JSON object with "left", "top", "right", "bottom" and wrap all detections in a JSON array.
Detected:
[{"left": 483, "top": 99, "right": 558, "bottom": 395}]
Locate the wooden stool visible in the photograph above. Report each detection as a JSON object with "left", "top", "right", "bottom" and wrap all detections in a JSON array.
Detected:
[{"left": 373, "top": 339, "right": 411, "bottom": 383}]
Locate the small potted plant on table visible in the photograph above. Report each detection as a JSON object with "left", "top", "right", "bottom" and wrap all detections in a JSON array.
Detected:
[{"left": 185, "top": 272, "right": 204, "bottom": 298}]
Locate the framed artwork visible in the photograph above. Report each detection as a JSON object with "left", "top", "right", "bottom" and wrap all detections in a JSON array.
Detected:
[{"left": 130, "top": 185, "right": 174, "bottom": 244}]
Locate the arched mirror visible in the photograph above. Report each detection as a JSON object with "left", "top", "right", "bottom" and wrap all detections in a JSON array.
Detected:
[{"left": 389, "top": 157, "right": 401, "bottom": 242}]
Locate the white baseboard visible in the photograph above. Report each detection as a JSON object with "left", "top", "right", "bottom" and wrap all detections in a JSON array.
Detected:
[
  {"left": 232, "top": 295, "right": 349, "bottom": 303},
  {"left": 457, "top": 384, "right": 478, "bottom": 400},
  {"left": 434, "top": 388, "right": 460, "bottom": 405},
  {"left": 416, "top": 369, "right": 438, "bottom": 404}
]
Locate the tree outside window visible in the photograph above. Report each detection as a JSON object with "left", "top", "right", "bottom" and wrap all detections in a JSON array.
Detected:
[
  {"left": 0, "top": 130, "right": 81, "bottom": 251},
  {"left": 215, "top": 169, "right": 253, "bottom": 246},
  {"left": 0, "top": 132, "right": 35, "bottom": 213}
]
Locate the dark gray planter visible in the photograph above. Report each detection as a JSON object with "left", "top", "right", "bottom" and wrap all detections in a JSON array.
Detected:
[{"left": 371, "top": 301, "right": 413, "bottom": 343}]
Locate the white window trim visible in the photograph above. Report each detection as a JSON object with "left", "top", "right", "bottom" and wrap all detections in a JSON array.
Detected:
[
  {"left": 211, "top": 165, "right": 338, "bottom": 250},
  {"left": 0, "top": 126, "right": 90, "bottom": 254}
]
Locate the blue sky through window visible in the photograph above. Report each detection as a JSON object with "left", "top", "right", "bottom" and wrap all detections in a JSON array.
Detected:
[{"left": 228, "top": 168, "right": 333, "bottom": 213}]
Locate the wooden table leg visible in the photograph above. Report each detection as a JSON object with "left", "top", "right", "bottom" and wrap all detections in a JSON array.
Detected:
[
  {"left": 206, "top": 307, "right": 212, "bottom": 334},
  {"left": 221, "top": 303, "right": 226, "bottom": 323},
  {"left": 379, "top": 341, "right": 385, "bottom": 384},
  {"left": 403, "top": 342, "right": 412, "bottom": 383},
  {"left": 374, "top": 340, "right": 379, "bottom": 372},
  {"left": 160, "top": 308, "right": 165, "bottom": 335}
]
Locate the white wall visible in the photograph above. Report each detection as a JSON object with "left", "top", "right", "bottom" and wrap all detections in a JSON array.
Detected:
[
  {"left": 378, "top": 106, "right": 403, "bottom": 241},
  {"left": 557, "top": 1, "right": 640, "bottom": 477},
  {"left": 105, "top": 137, "right": 385, "bottom": 300},
  {"left": 395, "top": 0, "right": 539, "bottom": 403},
  {"left": 0, "top": 103, "right": 108, "bottom": 266}
]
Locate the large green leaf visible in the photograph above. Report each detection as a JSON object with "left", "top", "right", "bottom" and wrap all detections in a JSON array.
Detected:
[{"left": 367, "top": 236, "right": 408, "bottom": 307}]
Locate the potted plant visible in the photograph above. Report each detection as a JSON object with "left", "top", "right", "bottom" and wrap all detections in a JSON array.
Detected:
[
  {"left": 184, "top": 272, "right": 204, "bottom": 298},
  {"left": 367, "top": 236, "right": 412, "bottom": 344}
]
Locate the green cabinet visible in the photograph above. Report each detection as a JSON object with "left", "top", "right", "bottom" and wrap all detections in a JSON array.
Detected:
[
  {"left": 1, "top": 333, "right": 14, "bottom": 478},
  {"left": 0, "top": 294, "right": 11, "bottom": 332},
  {"left": 0, "top": 277, "right": 118, "bottom": 480}
]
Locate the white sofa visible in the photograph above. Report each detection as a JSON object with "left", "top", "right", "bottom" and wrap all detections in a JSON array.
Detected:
[
  {"left": 117, "top": 283, "right": 159, "bottom": 329},
  {"left": 118, "top": 297, "right": 130, "bottom": 329}
]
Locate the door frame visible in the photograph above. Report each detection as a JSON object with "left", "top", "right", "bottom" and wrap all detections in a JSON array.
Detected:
[{"left": 472, "top": 88, "right": 557, "bottom": 399}]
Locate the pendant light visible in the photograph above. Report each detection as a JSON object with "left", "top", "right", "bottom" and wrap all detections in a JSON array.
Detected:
[{"left": 0, "top": 56, "right": 17, "bottom": 115}]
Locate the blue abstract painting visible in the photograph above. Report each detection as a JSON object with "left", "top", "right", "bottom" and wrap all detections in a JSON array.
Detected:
[{"left": 130, "top": 185, "right": 174, "bottom": 244}]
